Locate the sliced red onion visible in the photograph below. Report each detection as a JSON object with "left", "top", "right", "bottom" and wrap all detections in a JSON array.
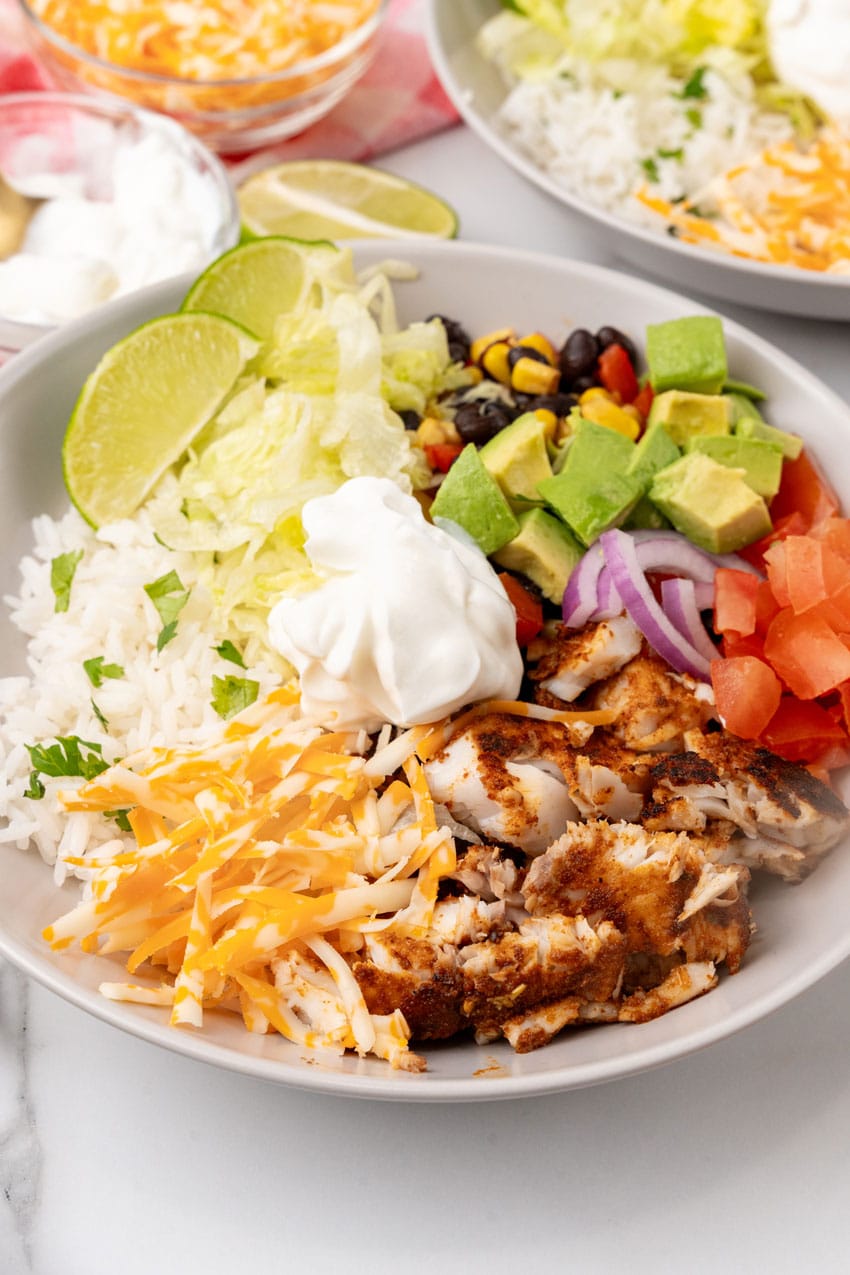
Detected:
[
  {"left": 629, "top": 529, "right": 761, "bottom": 577},
  {"left": 660, "top": 577, "right": 719, "bottom": 664},
  {"left": 599, "top": 529, "right": 712, "bottom": 679},
  {"left": 562, "top": 542, "right": 607, "bottom": 627},
  {"left": 593, "top": 566, "right": 622, "bottom": 620}
]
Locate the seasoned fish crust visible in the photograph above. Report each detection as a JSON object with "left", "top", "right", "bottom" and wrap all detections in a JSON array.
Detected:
[
  {"left": 458, "top": 915, "right": 627, "bottom": 1038},
  {"left": 584, "top": 649, "right": 716, "bottom": 751},
  {"left": 523, "top": 819, "right": 752, "bottom": 974}
]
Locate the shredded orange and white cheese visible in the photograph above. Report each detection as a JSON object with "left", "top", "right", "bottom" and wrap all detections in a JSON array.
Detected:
[
  {"left": 30, "top": 0, "right": 380, "bottom": 82},
  {"left": 45, "top": 690, "right": 611, "bottom": 1070},
  {"left": 637, "top": 127, "right": 850, "bottom": 275}
]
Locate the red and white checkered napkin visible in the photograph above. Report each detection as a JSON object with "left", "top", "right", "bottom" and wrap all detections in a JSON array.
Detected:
[{"left": 0, "top": 0, "right": 459, "bottom": 168}]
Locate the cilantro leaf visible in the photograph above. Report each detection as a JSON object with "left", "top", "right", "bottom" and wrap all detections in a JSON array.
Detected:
[
  {"left": 50, "top": 550, "right": 83, "bottom": 614},
  {"left": 91, "top": 699, "right": 109, "bottom": 730},
  {"left": 144, "top": 570, "right": 190, "bottom": 652},
  {"left": 685, "top": 107, "right": 703, "bottom": 129},
  {"left": 83, "top": 656, "right": 125, "bottom": 688},
  {"left": 24, "top": 773, "right": 45, "bottom": 800},
  {"left": 211, "top": 675, "right": 259, "bottom": 721},
  {"left": 105, "top": 808, "right": 133, "bottom": 832},
  {"left": 213, "top": 640, "right": 246, "bottom": 668},
  {"left": 641, "top": 156, "right": 660, "bottom": 183},
  {"left": 678, "top": 66, "right": 708, "bottom": 100},
  {"left": 657, "top": 147, "right": 684, "bottom": 161},
  {"left": 24, "top": 736, "right": 110, "bottom": 798}
]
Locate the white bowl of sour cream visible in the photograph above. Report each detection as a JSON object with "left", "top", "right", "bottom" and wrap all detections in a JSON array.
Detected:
[{"left": 0, "top": 92, "right": 239, "bottom": 357}]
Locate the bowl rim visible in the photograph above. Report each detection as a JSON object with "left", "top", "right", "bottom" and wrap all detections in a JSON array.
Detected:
[
  {"left": 424, "top": 0, "right": 850, "bottom": 296},
  {"left": 16, "top": 0, "right": 390, "bottom": 91}
]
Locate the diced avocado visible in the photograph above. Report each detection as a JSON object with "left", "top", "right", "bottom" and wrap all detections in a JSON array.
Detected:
[
  {"left": 649, "top": 452, "right": 772, "bottom": 554},
  {"left": 724, "top": 392, "right": 764, "bottom": 428},
  {"left": 646, "top": 315, "right": 727, "bottom": 395},
  {"left": 683, "top": 434, "right": 784, "bottom": 499},
  {"left": 735, "top": 414, "right": 803, "bottom": 460},
  {"left": 479, "top": 411, "right": 553, "bottom": 504},
  {"left": 492, "top": 507, "right": 584, "bottom": 604},
  {"left": 626, "top": 419, "right": 680, "bottom": 490},
  {"left": 537, "top": 416, "right": 641, "bottom": 547},
  {"left": 647, "top": 390, "right": 733, "bottom": 445},
  {"left": 430, "top": 443, "right": 520, "bottom": 556},
  {"left": 622, "top": 494, "right": 671, "bottom": 531},
  {"left": 723, "top": 377, "right": 767, "bottom": 402}
]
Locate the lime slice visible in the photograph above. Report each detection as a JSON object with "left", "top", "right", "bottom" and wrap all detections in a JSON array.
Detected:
[
  {"left": 237, "top": 160, "right": 459, "bottom": 242},
  {"left": 63, "top": 313, "right": 259, "bottom": 528},
  {"left": 181, "top": 236, "right": 344, "bottom": 340}
]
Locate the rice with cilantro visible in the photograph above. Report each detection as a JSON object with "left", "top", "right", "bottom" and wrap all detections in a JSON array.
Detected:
[
  {"left": 0, "top": 508, "right": 280, "bottom": 880},
  {"left": 477, "top": 7, "right": 802, "bottom": 230}
]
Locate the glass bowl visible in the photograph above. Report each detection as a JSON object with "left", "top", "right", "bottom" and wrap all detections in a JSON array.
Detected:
[
  {"left": 0, "top": 92, "right": 239, "bottom": 357},
  {"left": 16, "top": 0, "right": 390, "bottom": 155}
]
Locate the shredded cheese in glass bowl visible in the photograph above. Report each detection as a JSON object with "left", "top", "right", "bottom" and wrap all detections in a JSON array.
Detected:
[{"left": 16, "top": 0, "right": 389, "bottom": 154}]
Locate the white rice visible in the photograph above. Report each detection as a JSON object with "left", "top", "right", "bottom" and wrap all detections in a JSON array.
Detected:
[
  {"left": 482, "top": 48, "right": 795, "bottom": 226},
  {"left": 0, "top": 505, "right": 281, "bottom": 882}
]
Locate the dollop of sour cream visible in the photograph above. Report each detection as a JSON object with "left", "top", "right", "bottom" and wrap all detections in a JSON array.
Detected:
[
  {"left": 0, "top": 126, "right": 227, "bottom": 326},
  {"left": 768, "top": 0, "right": 850, "bottom": 126},
  {"left": 268, "top": 477, "right": 524, "bottom": 732}
]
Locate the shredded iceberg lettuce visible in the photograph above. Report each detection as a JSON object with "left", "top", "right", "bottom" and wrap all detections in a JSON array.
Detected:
[
  {"left": 500, "top": 0, "right": 765, "bottom": 68},
  {"left": 147, "top": 252, "right": 466, "bottom": 664},
  {"left": 485, "top": 0, "right": 817, "bottom": 126}
]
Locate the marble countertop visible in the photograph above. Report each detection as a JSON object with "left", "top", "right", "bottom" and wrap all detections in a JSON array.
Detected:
[{"left": 3, "top": 112, "right": 850, "bottom": 1275}]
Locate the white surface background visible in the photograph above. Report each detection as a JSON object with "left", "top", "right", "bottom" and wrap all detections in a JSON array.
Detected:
[{"left": 3, "top": 84, "right": 850, "bottom": 1275}]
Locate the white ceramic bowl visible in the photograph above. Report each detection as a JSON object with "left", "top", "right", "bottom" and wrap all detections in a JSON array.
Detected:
[
  {"left": 1, "top": 239, "right": 849, "bottom": 1102},
  {"left": 426, "top": 0, "right": 850, "bottom": 322}
]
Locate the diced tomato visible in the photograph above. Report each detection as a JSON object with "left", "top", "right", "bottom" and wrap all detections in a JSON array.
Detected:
[
  {"left": 763, "top": 539, "right": 790, "bottom": 607},
  {"left": 598, "top": 344, "right": 639, "bottom": 404},
  {"left": 837, "top": 681, "right": 850, "bottom": 734},
  {"left": 737, "top": 511, "right": 808, "bottom": 572},
  {"left": 754, "top": 580, "right": 782, "bottom": 635},
  {"left": 498, "top": 572, "right": 544, "bottom": 646},
  {"left": 769, "top": 449, "right": 839, "bottom": 530},
  {"left": 763, "top": 608, "right": 850, "bottom": 699},
  {"left": 631, "top": 382, "right": 654, "bottom": 421},
  {"left": 710, "top": 655, "right": 782, "bottom": 739},
  {"left": 761, "top": 696, "right": 849, "bottom": 765},
  {"left": 810, "top": 516, "right": 850, "bottom": 562},
  {"left": 424, "top": 442, "right": 463, "bottom": 472},
  {"left": 713, "top": 568, "right": 759, "bottom": 637},
  {"left": 721, "top": 631, "right": 766, "bottom": 661}
]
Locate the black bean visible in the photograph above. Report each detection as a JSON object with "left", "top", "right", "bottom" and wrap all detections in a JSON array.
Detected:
[
  {"left": 507, "top": 344, "right": 550, "bottom": 371},
  {"left": 595, "top": 325, "right": 638, "bottom": 367},
  {"left": 398, "top": 409, "right": 421, "bottom": 430},
  {"left": 454, "top": 399, "right": 513, "bottom": 444},
  {"left": 558, "top": 328, "right": 599, "bottom": 382},
  {"left": 571, "top": 374, "right": 598, "bottom": 394},
  {"left": 427, "top": 314, "right": 471, "bottom": 361},
  {"left": 525, "top": 392, "right": 578, "bottom": 417}
]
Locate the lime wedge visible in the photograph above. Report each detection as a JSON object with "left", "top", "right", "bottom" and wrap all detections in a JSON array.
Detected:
[
  {"left": 63, "top": 312, "right": 259, "bottom": 528},
  {"left": 181, "top": 236, "right": 344, "bottom": 340},
  {"left": 237, "top": 160, "right": 459, "bottom": 242}
]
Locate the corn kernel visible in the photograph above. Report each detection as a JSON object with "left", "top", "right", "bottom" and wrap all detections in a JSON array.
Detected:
[
  {"left": 518, "top": 332, "right": 557, "bottom": 365},
  {"left": 579, "top": 397, "right": 641, "bottom": 440},
  {"left": 481, "top": 341, "right": 514, "bottom": 385},
  {"left": 416, "top": 416, "right": 460, "bottom": 447},
  {"left": 464, "top": 365, "right": 484, "bottom": 386},
  {"left": 579, "top": 386, "right": 613, "bottom": 404},
  {"left": 534, "top": 408, "right": 558, "bottom": 438},
  {"left": 621, "top": 403, "right": 642, "bottom": 423},
  {"left": 470, "top": 327, "right": 515, "bottom": 365},
  {"left": 510, "top": 357, "right": 560, "bottom": 396},
  {"left": 554, "top": 416, "right": 573, "bottom": 445}
]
